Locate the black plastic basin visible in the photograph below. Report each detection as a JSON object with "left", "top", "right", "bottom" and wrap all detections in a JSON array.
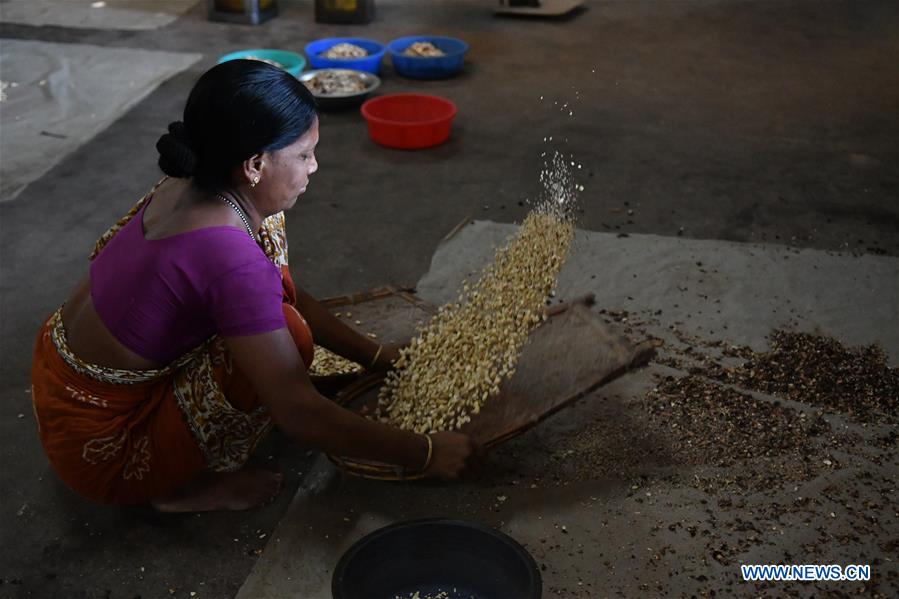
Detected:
[{"left": 332, "top": 518, "right": 542, "bottom": 599}]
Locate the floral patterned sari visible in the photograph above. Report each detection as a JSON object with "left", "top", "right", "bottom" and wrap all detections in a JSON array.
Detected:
[{"left": 30, "top": 181, "right": 313, "bottom": 504}]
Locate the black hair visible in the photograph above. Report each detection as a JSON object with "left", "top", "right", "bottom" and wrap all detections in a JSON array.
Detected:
[{"left": 156, "top": 59, "right": 318, "bottom": 190}]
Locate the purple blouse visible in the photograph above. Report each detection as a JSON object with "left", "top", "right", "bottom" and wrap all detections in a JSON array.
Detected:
[{"left": 89, "top": 199, "right": 286, "bottom": 364}]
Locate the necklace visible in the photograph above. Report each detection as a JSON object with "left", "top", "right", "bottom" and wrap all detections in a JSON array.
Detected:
[{"left": 215, "top": 193, "right": 256, "bottom": 240}]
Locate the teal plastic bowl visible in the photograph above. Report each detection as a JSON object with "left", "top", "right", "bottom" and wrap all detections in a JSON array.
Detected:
[{"left": 217, "top": 49, "right": 307, "bottom": 77}]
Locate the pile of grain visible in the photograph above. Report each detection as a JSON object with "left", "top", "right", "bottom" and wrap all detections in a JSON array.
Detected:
[{"left": 377, "top": 153, "right": 579, "bottom": 433}]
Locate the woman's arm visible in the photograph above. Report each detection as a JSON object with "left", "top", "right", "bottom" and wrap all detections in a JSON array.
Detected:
[
  {"left": 225, "top": 328, "right": 479, "bottom": 477},
  {"left": 294, "top": 285, "right": 403, "bottom": 369}
]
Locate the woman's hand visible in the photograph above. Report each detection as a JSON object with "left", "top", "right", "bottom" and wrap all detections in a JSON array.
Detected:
[
  {"left": 227, "top": 330, "right": 480, "bottom": 476},
  {"left": 423, "top": 431, "right": 484, "bottom": 480},
  {"left": 371, "top": 340, "right": 409, "bottom": 372}
]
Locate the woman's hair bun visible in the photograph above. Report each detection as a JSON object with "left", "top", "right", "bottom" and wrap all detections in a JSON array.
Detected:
[{"left": 156, "top": 121, "right": 197, "bottom": 178}]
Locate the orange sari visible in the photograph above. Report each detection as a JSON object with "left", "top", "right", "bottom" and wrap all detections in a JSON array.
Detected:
[{"left": 31, "top": 189, "right": 314, "bottom": 505}]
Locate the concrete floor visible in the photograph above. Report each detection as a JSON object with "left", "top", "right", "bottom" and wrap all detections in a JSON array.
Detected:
[
  {"left": 237, "top": 223, "right": 897, "bottom": 598},
  {"left": 1, "top": 0, "right": 897, "bottom": 597}
]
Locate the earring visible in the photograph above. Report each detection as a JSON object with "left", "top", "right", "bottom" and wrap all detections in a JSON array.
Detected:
[{"left": 251, "top": 176, "right": 260, "bottom": 188}]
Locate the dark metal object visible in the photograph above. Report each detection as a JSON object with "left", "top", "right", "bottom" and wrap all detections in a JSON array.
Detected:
[
  {"left": 495, "top": 0, "right": 584, "bottom": 17},
  {"left": 332, "top": 518, "right": 542, "bottom": 599},
  {"left": 207, "top": 0, "right": 278, "bottom": 25},
  {"left": 315, "top": 0, "right": 375, "bottom": 24}
]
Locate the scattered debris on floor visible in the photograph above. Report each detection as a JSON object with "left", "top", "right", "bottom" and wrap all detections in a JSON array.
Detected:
[
  {"left": 0, "top": 80, "right": 18, "bottom": 102},
  {"left": 492, "top": 325, "right": 898, "bottom": 596}
]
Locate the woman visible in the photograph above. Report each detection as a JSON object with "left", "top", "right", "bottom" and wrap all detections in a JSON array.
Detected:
[{"left": 30, "top": 60, "right": 481, "bottom": 512}]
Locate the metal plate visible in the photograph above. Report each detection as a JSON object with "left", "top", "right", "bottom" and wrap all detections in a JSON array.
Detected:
[
  {"left": 495, "top": 0, "right": 584, "bottom": 16},
  {"left": 298, "top": 68, "right": 381, "bottom": 110}
]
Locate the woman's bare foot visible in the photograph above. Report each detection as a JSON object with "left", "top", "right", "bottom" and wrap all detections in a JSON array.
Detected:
[{"left": 152, "top": 468, "right": 284, "bottom": 513}]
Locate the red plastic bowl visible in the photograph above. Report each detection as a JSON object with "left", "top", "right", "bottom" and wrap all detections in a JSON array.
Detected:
[{"left": 360, "top": 93, "right": 457, "bottom": 149}]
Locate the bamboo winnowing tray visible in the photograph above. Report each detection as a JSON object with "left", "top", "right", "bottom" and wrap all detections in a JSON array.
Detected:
[{"left": 318, "top": 289, "right": 657, "bottom": 480}]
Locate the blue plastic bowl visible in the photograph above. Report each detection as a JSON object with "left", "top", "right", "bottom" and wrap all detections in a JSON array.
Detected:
[
  {"left": 388, "top": 36, "right": 468, "bottom": 79},
  {"left": 217, "top": 49, "right": 306, "bottom": 77},
  {"left": 304, "top": 38, "right": 386, "bottom": 75}
]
